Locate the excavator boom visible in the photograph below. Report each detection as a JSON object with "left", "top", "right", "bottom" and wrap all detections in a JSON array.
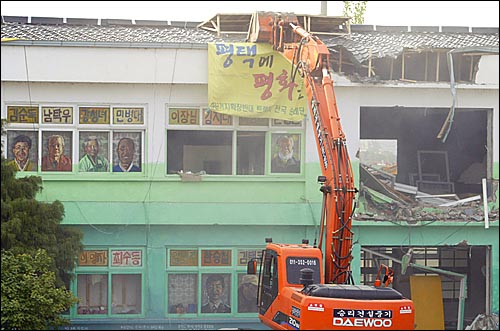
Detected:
[
  {"left": 249, "top": 11, "right": 356, "bottom": 284},
  {"left": 246, "top": 11, "right": 415, "bottom": 330}
]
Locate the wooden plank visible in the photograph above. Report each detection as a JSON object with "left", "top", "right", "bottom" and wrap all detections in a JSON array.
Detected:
[{"left": 410, "top": 275, "right": 445, "bottom": 330}]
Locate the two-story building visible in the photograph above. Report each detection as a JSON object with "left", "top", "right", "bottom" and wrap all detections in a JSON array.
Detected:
[{"left": 1, "top": 13, "right": 498, "bottom": 330}]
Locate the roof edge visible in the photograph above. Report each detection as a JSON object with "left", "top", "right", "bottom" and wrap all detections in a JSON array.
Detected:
[{"left": 2, "top": 15, "right": 499, "bottom": 34}]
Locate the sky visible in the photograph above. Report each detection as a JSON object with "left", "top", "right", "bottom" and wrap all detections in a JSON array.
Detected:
[{"left": 1, "top": 1, "right": 499, "bottom": 27}]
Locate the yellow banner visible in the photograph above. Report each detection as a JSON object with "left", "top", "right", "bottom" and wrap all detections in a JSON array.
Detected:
[{"left": 208, "top": 42, "right": 307, "bottom": 121}]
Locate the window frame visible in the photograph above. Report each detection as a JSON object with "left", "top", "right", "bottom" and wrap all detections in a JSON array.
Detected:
[
  {"left": 73, "top": 247, "right": 146, "bottom": 318},
  {"left": 165, "top": 105, "right": 305, "bottom": 177},
  {"left": 165, "top": 246, "right": 263, "bottom": 316},
  {"left": 4, "top": 103, "right": 147, "bottom": 175}
]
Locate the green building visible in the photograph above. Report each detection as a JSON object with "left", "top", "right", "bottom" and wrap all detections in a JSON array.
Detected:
[{"left": 1, "top": 14, "right": 498, "bottom": 330}]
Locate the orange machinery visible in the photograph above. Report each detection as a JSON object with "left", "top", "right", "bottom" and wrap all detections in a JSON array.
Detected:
[{"left": 246, "top": 12, "right": 415, "bottom": 330}]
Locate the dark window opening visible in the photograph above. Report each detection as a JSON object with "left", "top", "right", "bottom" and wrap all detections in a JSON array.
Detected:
[
  {"left": 360, "top": 107, "right": 491, "bottom": 198},
  {"left": 237, "top": 131, "right": 265, "bottom": 175},
  {"left": 331, "top": 50, "right": 482, "bottom": 83},
  {"left": 361, "top": 245, "right": 488, "bottom": 330},
  {"left": 167, "top": 130, "right": 232, "bottom": 175}
]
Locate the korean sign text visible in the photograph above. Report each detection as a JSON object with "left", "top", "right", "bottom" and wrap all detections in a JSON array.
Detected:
[{"left": 208, "top": 42, "right": 307, "bottom": 121}]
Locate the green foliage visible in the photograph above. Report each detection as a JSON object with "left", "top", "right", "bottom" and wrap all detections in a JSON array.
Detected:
[
  {"left": 343, "top": 1, "right": 368, "bottom": 24},
  {"left": 1, "top": 122, "right": 83, "bottom": 286},
  {"left": 1, "top": 119, "right": 83, "bottom": 328},
  {"left": 1, "top": 249, "right": 79, "bottom": 330}
]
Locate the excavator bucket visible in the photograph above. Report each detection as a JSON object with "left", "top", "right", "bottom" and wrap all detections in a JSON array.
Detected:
[{"left": 247, "top": 11, "right": 300, "bottom": 46}]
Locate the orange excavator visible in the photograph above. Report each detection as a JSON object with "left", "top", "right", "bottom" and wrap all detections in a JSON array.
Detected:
[{"left": 246, "top": 12, "right": 415, "bottom": 330}]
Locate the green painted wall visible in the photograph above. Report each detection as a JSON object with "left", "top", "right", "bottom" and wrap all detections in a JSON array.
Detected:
[
  {"left": 68, "top": 219, "right": 498, "bottom": 325},
  {"left": 353, "top": 222, "right": 499, "bottom": 313},
  {"left": 29, "top": 160, "right": 499, "bottom": 328}
]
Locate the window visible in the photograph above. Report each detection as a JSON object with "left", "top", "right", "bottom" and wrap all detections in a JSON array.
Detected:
[
  {"left": 5, "top": 130, "right": 39, "bottom": 172},
  {"left": 75, "top": 248, "right": 144, "bottom": 317},
  {"left": 237, "top": 273, "right": 259, "bottom": 313},
  {"left": 270, "top": 133, "right": 301, "bottom": 174},
  {"left": 438, "top": 247, "right": 468, "bottom": 299},
  {"left": 41, "top": 131, "right": 73, "bottom": 172},
  {"left": 166, "top": 106, "right": 304, "bottom": 176},
  {"left": 167, "top": 130, "right": 232, "bottom": 175},
  {"left": 112, "top": 274, "right": 142, "bottom": 314},
  {"left": 77, "top": 274, "right": 108, "bottom": 315},
  {"left": 4, "top": 104, "right": 146, "bottom": 174},
  {"left": 112, "top": 131, "right": 142, "bottom": 173},
  {"left": 361, "top": 246, "right": 470, "bottom": 300},
  {"left": 201, "top": 273, "right": 232, "bottom": 313},
  {"left": 360, "top": 106, "right": 490, "bottom": 197},
  {"left": 360, "top": 246, "right": 394, "bottom": 286},
  {"left": 166, "top": 247, "right": 262, "bottom": 316},
  {"left": 168, "top": 274, "right": 198, "bottom": 314},
  {"left": 79, "top": 131, "right": 110, "bottom": 172},
  {"left": 237, "top": 131, "right": 265, "bottom": 175},
  {"left": 285, "top": 257, "right": 320, "bottom": 284}
]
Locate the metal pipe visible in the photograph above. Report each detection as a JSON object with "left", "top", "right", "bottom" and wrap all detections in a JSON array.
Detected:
[
  {"left": 457, "top": 275, "right": 467, "bottom": 330},
  {"left": 361, "top": 247, "right": 468, "bottom": 330},
  {"left": 321, "top": 1, "right": 327, "bottom": 16},
  {"left": 486, "top": 246, "right": 491, "bottom": 316}
]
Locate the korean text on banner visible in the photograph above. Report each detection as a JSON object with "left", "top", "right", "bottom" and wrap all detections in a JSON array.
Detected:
[{"left": 208, "top": 42, "right": 307, "bottom": 121}]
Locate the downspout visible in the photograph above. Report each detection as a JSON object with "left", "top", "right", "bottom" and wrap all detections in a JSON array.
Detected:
[
  {"left": 436, "top": 50, "right": 456, "bottom": 143},
  {"left": 485, "top": 246, "right": 491, "bottom": 316},
  {"left": 321, "top": 1, "right": 327, "bottom": 16},
  {"left": 437, "top": 47, "right": 499, "bottom": 143}
]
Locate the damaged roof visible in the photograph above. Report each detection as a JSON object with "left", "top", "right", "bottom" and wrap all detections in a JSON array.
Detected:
[
  {"left": 1, "top": 19, "right": 230, "bottom": 45},
  {"left": 2, "top": 16, "right": 498, "bottom": 62},
  {"left": 323, "top": 29, "right": 499, "bottom": 63}
]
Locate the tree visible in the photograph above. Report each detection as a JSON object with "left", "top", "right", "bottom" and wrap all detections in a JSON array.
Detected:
[
  {"left": 1, "top": 120, "right": 83, "bottom": 328},
  {"left": 343, "top": 1, "right": 368, "bottom": 24},
  {"left": 1, "top": 120, "right": 83, "bottom": 286},
  {"left": 1, "top": 249, "right": 79, "bottom": 330}
]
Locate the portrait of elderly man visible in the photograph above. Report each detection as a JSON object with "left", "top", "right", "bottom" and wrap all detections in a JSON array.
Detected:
[
  {"left": 41, "top": 134, "right": 72, "bottom": 172},
  {"left": 79, "top": 135, "right": 109, "bottom": 172},
  {"left": 113, "top": 137, "right": 141, "bottom": 172},
  {"left": 271, "top": 134, "right": 300, "bottom": 173},
  {"left": 7, "top": 133, "right": 37, "bottom": 171}
]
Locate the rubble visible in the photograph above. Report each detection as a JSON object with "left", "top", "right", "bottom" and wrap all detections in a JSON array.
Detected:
[{"left": 356, "top": 163, "right": 499, "bottom": 224}]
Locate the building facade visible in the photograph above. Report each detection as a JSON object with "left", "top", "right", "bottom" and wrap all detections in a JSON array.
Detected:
[{"left": 1, "top": 15, "right": 498, "bottom": 330}]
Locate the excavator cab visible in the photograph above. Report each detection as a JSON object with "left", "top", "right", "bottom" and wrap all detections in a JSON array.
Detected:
[
  {"left": 249, "top": 241, "right": 415, "bottom": 330},
  {"left": 260, "top": 243, "right": 322, "bottom": 313}
]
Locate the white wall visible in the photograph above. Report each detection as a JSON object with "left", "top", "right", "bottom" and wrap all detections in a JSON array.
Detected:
[
  {"left": 477, "top": 55, "right": 499, "bottom": 85},
  {"left": 0, "top": 81, "right": 208, "bottom": 166},
  {"left": 2, "top": 44, "right": 499, "bottom": 166},
  {"left": 1, "top": 46, "right": 208, "bottom": 84},
  {"left": 304, "top": 83, "right": 499, "bottom": 164}
]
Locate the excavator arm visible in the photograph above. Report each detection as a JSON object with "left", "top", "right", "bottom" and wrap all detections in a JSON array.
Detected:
[
  {"left": 248, "top": 12, "right": 357, "bottom": 284},
  {"left": 246, "top": 12, "right": 414, "bottom": 330}
]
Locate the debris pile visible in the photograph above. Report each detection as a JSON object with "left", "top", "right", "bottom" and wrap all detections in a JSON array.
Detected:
[{"left": 356, "top": 163, "right": 498, "bottom": 223}]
